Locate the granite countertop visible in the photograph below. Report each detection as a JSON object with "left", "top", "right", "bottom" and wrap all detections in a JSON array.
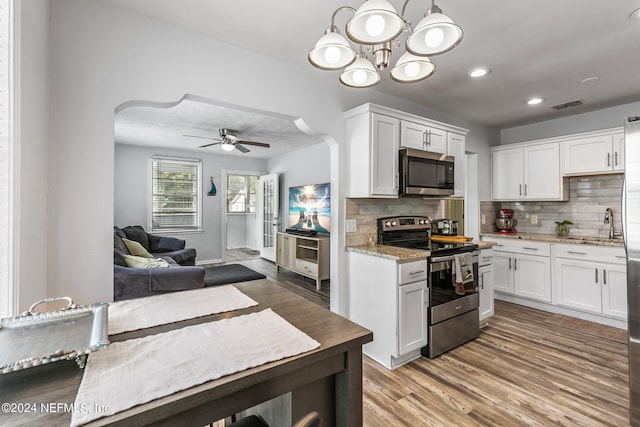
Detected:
[
  {"left": 347, "top": 239, "right": 495, "bottom": 261},
  {"left": 481, "top": 232, "right": 624, "bottom": 247},
  {"left": 346, "top": 244, "right": 429, "bottom": 262}
]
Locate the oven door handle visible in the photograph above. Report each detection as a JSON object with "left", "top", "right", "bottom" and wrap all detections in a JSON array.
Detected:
[{"left": 430, "top": 251, "right": 480, "bottom": 264}]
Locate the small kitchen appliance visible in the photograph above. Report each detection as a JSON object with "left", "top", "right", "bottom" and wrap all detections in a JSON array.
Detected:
[
  {"left": 496, "top": 208, "right": 517, "bottom": 234},
  {"left": 432, "top": 219, "right": 458, "bottom": 236},
  {"left": 377, "top": 216, "right": 480, "bottom": 358}
]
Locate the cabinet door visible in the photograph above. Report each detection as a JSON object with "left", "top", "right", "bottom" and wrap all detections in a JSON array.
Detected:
[
  {"left": 492, "top": 251, "right": 514, "bottom": 294},
  {"left": 613, "top": 132, "right": 625, "bottom": 172},
  {"left": 398, "top": 281, "right": 428, "bottom": 355},
  {"left": 492, "top": 148, "right": 523, "bottom": 200},
  {"left": 478, "top": 264, "right": 494, "bottom": 321},
  {"left": 424, "top": 126, "right": 447, "bottom": 153},
  {"left": 276, "top": 233, "right": 295, "bottom": 269},
  {"left": 371, "top": 113, "right": 400, "bottom": 196},
  {"left": 447, "top": 132, "right": 465, "bottom": 198},
  {"left": 523, "top": 143, "right": 560, "bottom": 199},
  {"left": 553, "top": 258, "right": 601, "bottom": 313},
  {"left": 514, "top": 254, "right": 551, "bottom": 302},
  {"left": 400, "top": 120, "right": 428, "bottom": 150},
  {"left": 562, "top": 135, "right": 613, "bottom": 174},
  {"left": 602, "top": 264, "right": 627, "bottom": 319}
]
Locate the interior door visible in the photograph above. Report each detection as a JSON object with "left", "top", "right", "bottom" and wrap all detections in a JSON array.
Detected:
[{"left": 257, "top": 173, "right": 279, "bottom": 262}]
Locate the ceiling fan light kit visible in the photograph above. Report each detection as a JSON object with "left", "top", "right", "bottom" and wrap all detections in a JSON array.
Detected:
[
  {"left": 308, "top": 0, "right": 462, "bottom": 87},
  {"left": 183, "top": 128, "right": 270, "bottom": 153}
]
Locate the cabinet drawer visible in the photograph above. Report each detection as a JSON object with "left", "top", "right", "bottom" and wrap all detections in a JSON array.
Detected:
[
  {"left": 554, "top": 243, "right": 626, "bottom": 264},
  {"left": 398, "top": 260, "right": 428, "bottom": 285},
  {"left": 492, "top": 239, "right": 551, "bottom": 256},
  {"left": 295, "top": 259, "right": 318, "bottom": 275},
  {"left": 479, "top": 249, "right": 493, "bottom": 266}
]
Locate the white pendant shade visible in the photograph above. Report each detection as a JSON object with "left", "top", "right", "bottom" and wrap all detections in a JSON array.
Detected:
[
  {"left": 406, "top": 11, "right": 463, "bottom": 56},
  {"left": 390, "top": 52, "right": 435, "bottom": 83},
  {"left": 346, "top": 0, "right": 404, "bottom": 44},
  {"left": 339, "top": 52, "right": 381, "bottom": 88},
  {"left": 308, "top": 28, "right": 356, "bottom": 70}
]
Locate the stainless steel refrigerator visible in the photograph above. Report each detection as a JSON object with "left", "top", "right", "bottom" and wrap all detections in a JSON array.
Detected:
[{"left": 625, "top": 116, "right": 640, "bottom": 426}]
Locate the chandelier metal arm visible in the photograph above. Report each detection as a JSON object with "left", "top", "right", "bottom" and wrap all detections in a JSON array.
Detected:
[{"left": 330, "top": 6, "right": 356, "bottom": 29}]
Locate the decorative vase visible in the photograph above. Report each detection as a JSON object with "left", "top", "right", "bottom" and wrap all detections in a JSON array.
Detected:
[{"left": 556, "top": 223, "right": 569, "bottom": 237}]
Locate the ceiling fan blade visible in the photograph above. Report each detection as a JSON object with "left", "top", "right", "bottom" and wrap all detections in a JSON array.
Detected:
[
  {"left": 235, "top": 144, "right": 250, "bottom": 153},
  {"left": 198, "top": 142, "right": 221, "bottom": 148},
  {"left": 183, "top": 134, "right": 219, "bottom": 141},
  {"left": 237, "top": 140, "right": 271, "bottom": 148}
]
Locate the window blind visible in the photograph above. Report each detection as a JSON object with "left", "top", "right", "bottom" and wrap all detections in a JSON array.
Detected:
[{"left": 150, "top": 158, "right": 201, "bottom": 231}]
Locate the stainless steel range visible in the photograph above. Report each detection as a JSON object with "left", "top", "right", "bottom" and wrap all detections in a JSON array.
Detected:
[{"left": 377, "top": 215, "right": 481, "bottom": 358}]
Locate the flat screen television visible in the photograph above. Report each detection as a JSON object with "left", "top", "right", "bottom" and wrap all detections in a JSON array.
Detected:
[{"left": 287, "top": 183, "right": 330, "bottom": 235}]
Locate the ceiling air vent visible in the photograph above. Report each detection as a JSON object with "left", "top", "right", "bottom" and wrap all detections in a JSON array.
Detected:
[{"left": 551, "top": 99, "right": 583, "bottom": 110}]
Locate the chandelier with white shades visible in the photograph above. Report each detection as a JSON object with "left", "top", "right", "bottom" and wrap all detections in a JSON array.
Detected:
[{"left": 308, "top": 0, "right": 463, "bottom": 88}]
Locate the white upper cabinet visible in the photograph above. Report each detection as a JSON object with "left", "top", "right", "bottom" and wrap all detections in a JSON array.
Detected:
[
  {"left": 345, "top": 103, "right": 468, "bottom": 198},
  {"left": 561, "top": 129, "right": 624, "bottom": 175},
  {"left": 400, "top": 120, "right": 447, "bottom": 153},
  {"left": 492, "top": 142, "right": 564, "bottom": 201}
]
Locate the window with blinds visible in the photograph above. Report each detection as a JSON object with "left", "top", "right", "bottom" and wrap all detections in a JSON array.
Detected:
[{"left": 150, "top": 157, "right": 202, "bottom": 232}]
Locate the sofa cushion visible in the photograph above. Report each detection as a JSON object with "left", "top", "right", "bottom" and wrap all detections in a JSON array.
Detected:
[
  {"left": 148, "top": 234, "right": 186, "bottom": 252},
  {"left": 122, "top": 225, "right": 150, "bottom": 250},
  {"left": 123, "top": 255, "right": 171, "bottom": 269},
  {"left": 153, "top": 248, "right": 197, "bottom": 266},
  {"left": 123, "top": 238, "right": 154, "bottom": 258}
]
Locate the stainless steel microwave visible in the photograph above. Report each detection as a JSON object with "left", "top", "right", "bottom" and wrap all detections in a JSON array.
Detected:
[{"left": 399, "top": 148, "right": 455, "bottom": 196}]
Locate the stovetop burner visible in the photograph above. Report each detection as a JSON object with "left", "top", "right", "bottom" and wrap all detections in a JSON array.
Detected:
[{"left": 377, "top": 215, "right": 478, "bottom": 256}]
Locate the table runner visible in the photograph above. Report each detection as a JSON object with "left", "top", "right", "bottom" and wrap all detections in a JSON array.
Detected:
[
  {"left": 71, "top": 308, "right": 320, "bottom": 426},
  {"left": 108, "top": 285, "right": 258, "bottom": 335}
]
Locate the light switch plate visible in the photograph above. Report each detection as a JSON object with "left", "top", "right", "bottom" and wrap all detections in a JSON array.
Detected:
[
  {"left": 481, "top": 214, "right": 486, "bottom": 225},
  {"left": 531, "top": 214, "right": 538, "bottom": 224},
  {"left": 346, "top": 219, "right": 357, "bottom": 233}
]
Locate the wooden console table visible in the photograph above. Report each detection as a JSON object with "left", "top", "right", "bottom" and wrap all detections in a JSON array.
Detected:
[
  {"left": 276, "top": 232, "right": 330, "bottom": 290},
  {"left": 0, "top": 279, "right": 372, "bottom": 426}
]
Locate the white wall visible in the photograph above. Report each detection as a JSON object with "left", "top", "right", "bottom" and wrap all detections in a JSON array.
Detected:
[
  {"left": 114, "top": 143, "right": 267, "bottom": 262},
  {"left": 22, "top": 0, "right": 496, "bottom": 315},
  {"left": 500, "top": 100, "right": 640, "bottom": 145},
  {"left": 14, "top": 0, "right": 50, "bottom": 312}
]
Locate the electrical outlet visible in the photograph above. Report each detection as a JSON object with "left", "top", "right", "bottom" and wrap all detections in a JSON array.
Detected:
[
  {"left": 346, "top": 219, "right": 357, "bottom": 233},
  {"left": 481, "top": 214, "right": 486, "bottom": 225},
  {"left": 531, "top": 214, "right": 538, "bottom": 224}
]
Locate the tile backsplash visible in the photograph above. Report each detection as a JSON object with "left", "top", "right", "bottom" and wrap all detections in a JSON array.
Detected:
[
  {"left": 480, "top": 174, "right": 623, "bottom": 238},
  {"left": 345, "top": 198, "right": 444, "bottom": 246}
]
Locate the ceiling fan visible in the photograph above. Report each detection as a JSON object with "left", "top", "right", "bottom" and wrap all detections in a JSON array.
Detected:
[{"left": 183, "top": 128, "right": 271, "bottom": 153}]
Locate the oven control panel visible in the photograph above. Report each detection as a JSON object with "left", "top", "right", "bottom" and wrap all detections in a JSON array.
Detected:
[{"left": 378, "top": 216, "right": 431, "bottom": 231}]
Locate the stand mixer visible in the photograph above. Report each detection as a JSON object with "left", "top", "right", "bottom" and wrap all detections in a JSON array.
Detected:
[{"left": 496, "top": 209, "right": 517, "bottom": 234}]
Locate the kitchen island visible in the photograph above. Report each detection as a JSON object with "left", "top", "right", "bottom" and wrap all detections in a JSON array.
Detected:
[{"left": 0, "top": 279, "right": 372, "bottom": 426}]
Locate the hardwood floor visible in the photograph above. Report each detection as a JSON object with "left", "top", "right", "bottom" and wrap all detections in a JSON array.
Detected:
[{"left": 232, "top": 256, "right": 630, "bottom": 426}]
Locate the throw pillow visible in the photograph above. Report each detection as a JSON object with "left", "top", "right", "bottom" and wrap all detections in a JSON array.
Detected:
[
  {"left": 122, "top": 225, "right": 150, "bottom": 250},
  {"left": 122, "top": 254, "right": 171, "bottom": 269},
  {"left": 122, "top": 238, "right": 154, "bottom": 258}
]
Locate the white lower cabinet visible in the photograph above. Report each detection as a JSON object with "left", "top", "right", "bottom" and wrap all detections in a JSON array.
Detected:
[
  {"left": 553, "top": 244, "right": 627, "bottom": 320},
  {"left": 491, "top": 239, "right": 551, "bottom": 303},
  {"left": 347, "top": 251, "right": 428, "bottom": 369},
  {"left": 478, "top": 249, "right": 494, "bottom": 324}
]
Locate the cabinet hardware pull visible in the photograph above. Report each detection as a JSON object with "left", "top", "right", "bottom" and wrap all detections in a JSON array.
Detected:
[
  {"left": 495, "top": 244, "right": 504, "bottom": 247},
  {"left": 616, "top": 255, "right": 626, "bottom": 259},
  {"left": 595, "top": 268, "right": 598, "bottom": 283},
  {"left": 607, "top": 152, "right": 611, "bottom": 167},
  {"left": 567, "top": 251, "right": 587, "bottom": 255},
  {"left": 522, "top": 247, "right": 539, "bottom": 251},
  {"left": 423, "top": 131, "right": 427, "bottom": 145},
  {"left": 480, "top": 273, "right": 484, "bottom": 289},
  {"left": 615, "top": 151, "right": 619, "bottom": 167},
  {"left": 519, "top": 184, "right": 522, "bottom": 196},
  {"left": 603, "top": 269, "right": 607, "bottom": 285},
  {"left": 455, "top": 305, "right": 462, "bottom": 310},
  {"left": 524, "top": 184, "right": 528, "bottom": 196},
  {"left": 409, "top": 270, "right": 425, "bottom": 275},
  {"left": 514, "top": 258, "right": 517, "bottom": 271},
  {"left": 508, "top": 258, "right": 512, "bottom": 269}
]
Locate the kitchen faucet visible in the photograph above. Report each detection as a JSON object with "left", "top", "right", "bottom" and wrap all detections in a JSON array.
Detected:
[{"left": 604, "top": 208, "right": 622, "bottom": 239}]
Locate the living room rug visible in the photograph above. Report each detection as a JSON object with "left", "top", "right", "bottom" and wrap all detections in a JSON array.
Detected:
[{"left": 203, "top": 264, "right": 266, "bottom": 287}]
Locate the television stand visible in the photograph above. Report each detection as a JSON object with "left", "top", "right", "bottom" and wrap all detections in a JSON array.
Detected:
[{"left": 276, "top": 232, "right": 330, "bottom": 291}]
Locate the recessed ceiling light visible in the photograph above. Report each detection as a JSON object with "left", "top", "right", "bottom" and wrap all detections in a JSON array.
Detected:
[
  {"left": 526, "top": 97, "right": 544, "bottom": 105},
  {"left": 469, "top": 67, "right": 491, "bottom": 78},
  {"left": 580, "top": 76, "right": 600, "bottom": 84},
  {"left": 630, "top": 8, "right": 640, "bottom": 20}
]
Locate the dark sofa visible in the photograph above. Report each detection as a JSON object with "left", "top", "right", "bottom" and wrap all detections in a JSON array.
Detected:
[{"left": 113, "top": 226, "right": 204, "bottom": 301}]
